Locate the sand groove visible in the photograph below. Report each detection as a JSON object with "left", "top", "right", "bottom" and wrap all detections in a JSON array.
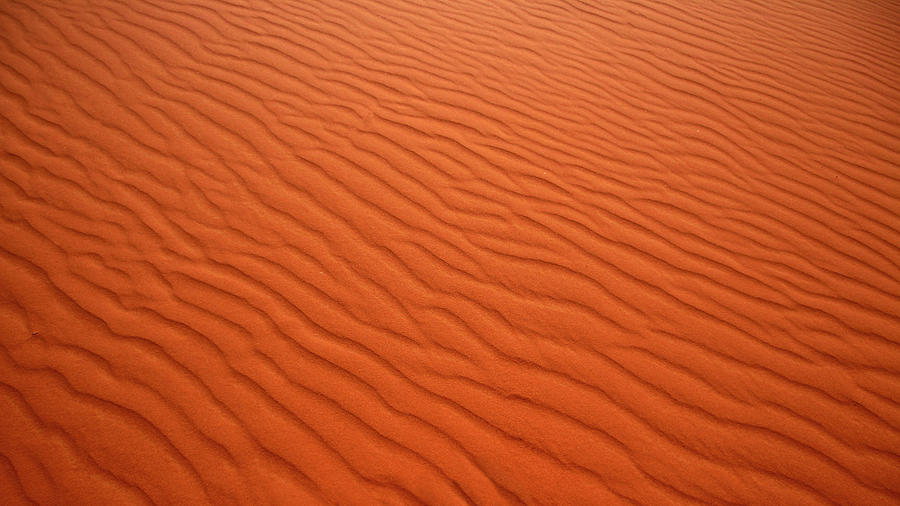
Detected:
[{"left": 1, "top": 0, "right": 899, "bottom": 504}]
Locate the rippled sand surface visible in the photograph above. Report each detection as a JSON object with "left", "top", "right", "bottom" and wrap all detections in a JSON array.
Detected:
[{"left": 1, "top": 0, "right": 899, "bottom": 503}]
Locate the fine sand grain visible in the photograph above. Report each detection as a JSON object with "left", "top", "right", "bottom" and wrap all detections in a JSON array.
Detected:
[{"left": 1, "top": 0, "right": 899, "bottom": 504}]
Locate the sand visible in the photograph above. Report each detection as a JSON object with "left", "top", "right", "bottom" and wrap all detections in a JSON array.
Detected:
[{"left": 1, "top": 0, "right": 899, "bottom": 504}]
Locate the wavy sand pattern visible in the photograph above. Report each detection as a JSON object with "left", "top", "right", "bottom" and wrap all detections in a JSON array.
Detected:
[{"left": 1, "top": 0, "right": 899, "bottom": 504}]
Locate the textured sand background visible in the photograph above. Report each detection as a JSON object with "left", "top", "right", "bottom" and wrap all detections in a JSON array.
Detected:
[{"left": 1, "top": 0, "right": 899, "bottom": 504}]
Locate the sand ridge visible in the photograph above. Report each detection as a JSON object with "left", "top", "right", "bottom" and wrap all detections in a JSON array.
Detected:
[{"left": 1, "top": 0, "right": 899, "bottom": 504}]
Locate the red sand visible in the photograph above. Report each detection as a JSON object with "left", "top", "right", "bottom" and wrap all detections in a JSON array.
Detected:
[{"left": 1, "top": 0, "right": 899, "bottom": 504}]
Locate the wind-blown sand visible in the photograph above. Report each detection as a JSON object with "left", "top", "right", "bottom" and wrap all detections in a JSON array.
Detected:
[{"left": 1, "top": 0, "right": 898, "bottom": 504}]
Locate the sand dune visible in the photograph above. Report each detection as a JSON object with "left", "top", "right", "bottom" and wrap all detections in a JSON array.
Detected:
[{"left": 1, "top": 0, "right": 899, "bottom": 503}]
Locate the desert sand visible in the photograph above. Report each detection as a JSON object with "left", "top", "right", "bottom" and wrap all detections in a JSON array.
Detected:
[{"left": 1, "top": 0, "right": 899, "bottom": 504}]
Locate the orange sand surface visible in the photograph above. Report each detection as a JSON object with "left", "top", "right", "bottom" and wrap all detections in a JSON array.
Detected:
[{"left": 1, "top": 0, "right": 899, "bottom": 504}]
